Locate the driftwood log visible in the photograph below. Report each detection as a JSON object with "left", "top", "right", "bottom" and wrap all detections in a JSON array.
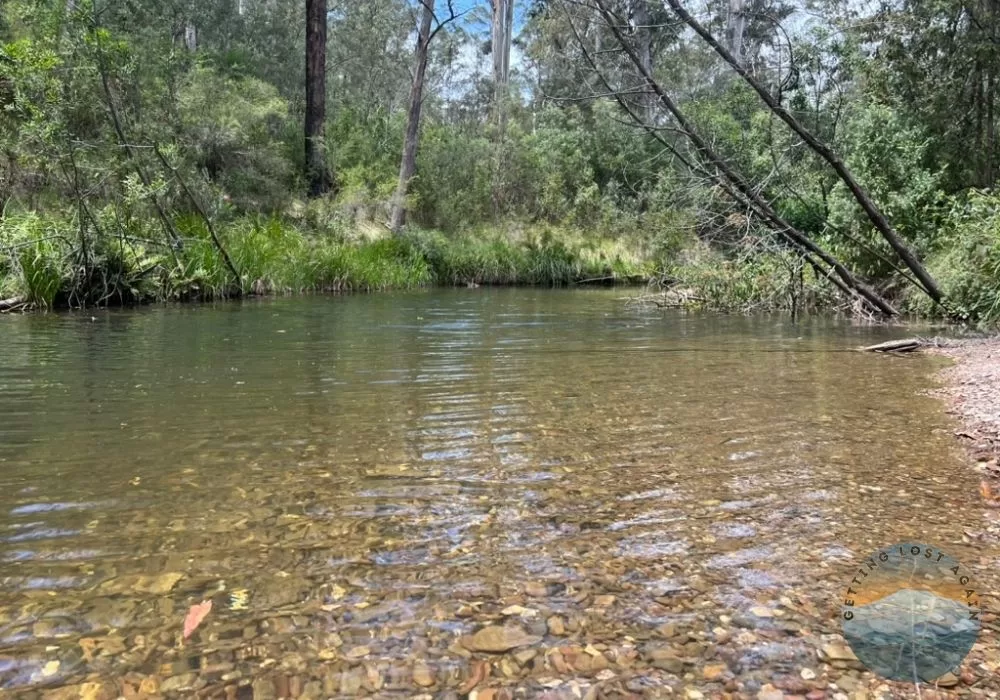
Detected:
[
  {"left": 860, "top": 338, "right": 923, "bottom": 353},
  {"left": 0, "top": 296, "right": 25, "bottom": 312}
]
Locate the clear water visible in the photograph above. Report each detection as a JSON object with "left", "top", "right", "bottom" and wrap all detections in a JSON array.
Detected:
[{"left": 0, "top": 289, "right": 994, "bottom": 697}]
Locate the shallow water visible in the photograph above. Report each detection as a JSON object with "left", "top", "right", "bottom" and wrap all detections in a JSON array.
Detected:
[{"left": 0, "top": 289, "right": 997, "bottom": 697}]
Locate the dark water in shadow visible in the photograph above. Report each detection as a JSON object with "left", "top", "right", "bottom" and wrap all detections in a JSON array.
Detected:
[{"left": 0, "top": 289, "right": 995, "bottom": 697}]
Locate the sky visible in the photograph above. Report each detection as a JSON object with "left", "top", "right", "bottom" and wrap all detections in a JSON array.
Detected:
[
  {"left": 443, "top": 0, "right": 531, "bottom": 90},
  {"left": 448, "top": 0, "right": 530, "bottom": 34}
]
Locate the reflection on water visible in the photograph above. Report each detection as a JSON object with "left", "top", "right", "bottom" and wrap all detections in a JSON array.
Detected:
[{"left": 0, "top": 289, "right": 995, "bottom": 696}]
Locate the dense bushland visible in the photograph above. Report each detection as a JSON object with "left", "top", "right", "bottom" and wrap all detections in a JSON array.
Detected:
[{"left": 3, "top": 0, "right": 1000, "bottom": 322}]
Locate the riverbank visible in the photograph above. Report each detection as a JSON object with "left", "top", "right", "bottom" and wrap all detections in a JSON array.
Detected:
[
  {"left": 0, "top": 211, "right": 847, "bottom": 314},
  {"left": 932, "top": 338, "right": 1000, "bottom": 496},
  {"left": 0, "top": 215, "right": 656, "bottom": 311}
]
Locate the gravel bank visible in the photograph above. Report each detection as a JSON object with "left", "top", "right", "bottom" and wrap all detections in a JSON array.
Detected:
[{"left": 932, "top": 338, "right": 1000, "bottom": 463}]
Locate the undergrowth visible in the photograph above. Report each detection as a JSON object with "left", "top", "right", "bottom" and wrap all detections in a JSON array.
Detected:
[{"left": 0, "top": 212, "right": 655, "bottom": 309}]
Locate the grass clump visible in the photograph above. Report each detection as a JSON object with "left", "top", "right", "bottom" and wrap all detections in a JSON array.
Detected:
[
  {"left": 1, "top": 212, "right": 653, "bottom": 310},
  {"left": 411, "top": 226, "right": 652, "bottom": 286}
]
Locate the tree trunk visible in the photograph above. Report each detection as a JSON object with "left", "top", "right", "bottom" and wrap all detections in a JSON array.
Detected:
[
  {"left": 628, "top": 0, "right": 654, "bottom": 120},
  {"left": 491, "top": 0, "right": 514, "bottom": 116},
  {"left": 305, "top": 0, "right": 332, "bottom": 198},
  {"left": 389, "top": 0, "right": 435, "bottom": 233},
  {"left": 490, "top": 0, "right": 515, "bottom": 219},
  {"left": 662, "top": 0, "right": 945, "bottom": 305},
  {"left": 726, "top": 0, "right": 746, "bottom": 68},
  {"left": 183, "top": 22, "right": 197, "bottom": 52}
]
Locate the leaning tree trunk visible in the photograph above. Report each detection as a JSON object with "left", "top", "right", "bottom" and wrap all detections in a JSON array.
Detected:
[
  {"left": 305, "top": 0, "right": 332, "bottom": 198},
  {"left": 389, "top": 0, "right": 435, "bottom": 233},
  {"left": 663, "top": 0, "right": 944, "bottom": 305},
  {"left": 585, "top": 0, "right": 896, "bottom": 317}
]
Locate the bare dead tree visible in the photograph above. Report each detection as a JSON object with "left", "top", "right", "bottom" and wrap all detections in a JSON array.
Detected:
[
  {"left": 571, "top": 0, "right": 896, "bottom": 316},
  {"left": 662, "top": 0, "right": 944, "bottom": 305}
]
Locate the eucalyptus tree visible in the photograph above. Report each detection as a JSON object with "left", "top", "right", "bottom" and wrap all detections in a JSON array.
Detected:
[
  {"left": 389, "top": 0, "right": 460, "bottom": 232},
  {"left": 305, "top": 0, "right": 333, "bottom": 197},
  {"left": 490, "top": 0, "right": 516, "bottom": 119}
]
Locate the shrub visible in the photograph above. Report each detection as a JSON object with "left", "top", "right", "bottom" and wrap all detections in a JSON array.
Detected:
[{"left": 908, "top": 190, "right": 1000, "bottom": 324}]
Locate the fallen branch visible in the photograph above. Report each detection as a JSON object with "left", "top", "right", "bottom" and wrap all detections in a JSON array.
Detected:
[
  {"left": 860, "top": 338, "right": 923, "bottom": 353},
  {"left": 0, "top": 296, "right": 27, "bottom": 312}
]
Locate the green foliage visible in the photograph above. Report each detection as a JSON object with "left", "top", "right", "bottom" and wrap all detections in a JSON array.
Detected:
[
  {"left": 5, "top": 0, "right": 1000, "bottom": 321},
  {"left": 175, "top": 68, "right": 295, "bottom": 211},
  {"left": 666, "top": 244, "right": 835, "bottom": 313},
  {"left": 825, "top": 103, "right": 946, "bottom": 279},
  {"left": 908, "top": 191, "right": 1000, "bottom": 325}
]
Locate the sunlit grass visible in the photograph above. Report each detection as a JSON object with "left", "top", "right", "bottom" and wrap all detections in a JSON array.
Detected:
[{"left": 0, "top": 212, "right": 654, "bottom": 309}]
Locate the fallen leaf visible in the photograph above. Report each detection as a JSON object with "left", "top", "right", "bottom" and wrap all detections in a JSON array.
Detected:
[{"left": 182, "top": 600, "right": 212, "bottom": 639}]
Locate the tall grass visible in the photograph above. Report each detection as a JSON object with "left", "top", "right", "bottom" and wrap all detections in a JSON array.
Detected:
[
  {"left": 411, "top": 227, "right": 650, "bottom": 286},
  {"left": 0, "top": 213, "right": 651, "bottom": 309}
]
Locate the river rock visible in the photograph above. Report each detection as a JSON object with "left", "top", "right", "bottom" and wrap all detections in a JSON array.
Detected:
[
  {"left": 515, "top": 649, "right": 538, "bottom": 665},
  {"left": 251, "top": 677, "right": 277, "bottom": 700},
  {"left": 413, "top": 663, "right": 435, "bottom": 687},
  {"left": 835, "top": 675, "right": 859, "bottom": 692},
  {"left": 703, "top": 663, "right": 727, "bottom": 681},
  {"left": 936, "top": 672, "right": 959, "bottom": 688},
  {"left": 525, "top": 582, "right": 548, "bottom": 597},
  {"left": 757, "top": 684, "right": 784, "bottom": 700},
  {"left": 463, "top": 625, "right": 541, "bottom": 652},
  {"left": 50, "top": 682, "right": 118, "bottom": 700},
  {"left": 101, "top": 572, "right": 183, "bottom": 595},
  {"left": 649, "top": 651, "right": 685, "bottom": 674},
  {"left": 160, "top": 673, "right": 198, "bottom": 693},
  {"left": 820, "top": 642, "right": 854, "bottom": 660}
]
